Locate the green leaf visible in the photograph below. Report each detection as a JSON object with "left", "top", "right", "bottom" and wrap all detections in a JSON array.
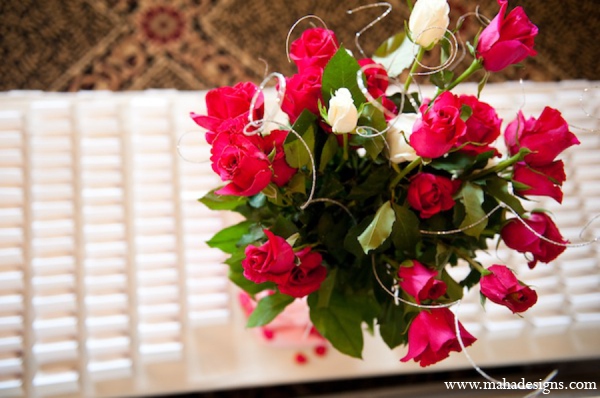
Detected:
[
  {"left": 319, "top": 134, "right": 339, "bottom": 172},
  {"left": 358, "top": 201, "right": 396, "bottom": 254},
  {"left": 226, "top": 250, "right": 273, "bottom": 294},
  {"left": 308, "top": 292, "right": 364, "bottom": 358},
  {"left": 388, "top": 92, "right": 421, "bottom": 114},
  {"left": 348, "top": 166, "right": 391, "bottom": 201},
  {"left": 206, "top": 220, "right": 254, "bottom": 254},
  {"left": 357, "top": 103, "right": 388, "bottom": 160},
  {"left": 248, "top": 193, "right": 266, "bottom": 208},
  {"left": 477, "top": 72, "right": 489, "bottom": 98},
  {"left": 460, "top": 267, "right": 482, "bottom": 289},
  {"left": 486, "top": 175, "right": 526, "bottom": 215},
  {"left": 316, "top": 268, "right": 337, "bottom": 308},
  {"left": 435, "top": 242, "right": 453, "bottom": 268},
  {"left": 391, "top": 204, "right": 421, "bottom": 254},
  {"left": 288, "top": 110, "right": 318, "bottom": 141},
  {"left": 458, "top": 183, "right": 487, "bottom": 238},
  {"left": 441, "top": 269, "right": 464, "bottom": 301},
  {"left": 322, "top": 46, "right": 367, "bottom": 106},
  {"left": 270, "top": 215, "right": 299, "bottom": 238},
  {"left": 284, "top": 125, "right": 315, "bottom": 171},
  {"left": 247, "top": 293, "right": 295, "bottom": 327},
  {"left": 372, "top": 32, "right": 417, "bottom": 77},
  {"left": 378, "top": 301, "right": 410, "bottom": 349},
  {"left": 343, "top": 218, "right": 371, "bottom": 259},
  {"left": 199, "top": 189, "right": 246, "bottom": 211},
  {"left": 460, "top": 104, "right": 473, "bottom": 121},
  {"left": 237, "top": 223, "right": 265, "bottom": 247}
]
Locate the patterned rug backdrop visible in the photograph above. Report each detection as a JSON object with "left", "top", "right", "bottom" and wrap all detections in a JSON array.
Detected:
[{"left": 1, "top": 0, "right": 599, "bottom": 91}]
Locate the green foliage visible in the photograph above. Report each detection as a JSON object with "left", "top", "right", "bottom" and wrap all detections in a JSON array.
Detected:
[
  {"left": 247, "top": 293, "right": 295, "bottom": 327},
  {"left": 322, "top": 46, "right": 367, "bottom": 105},
  {"left": 308, "top": 291, "right": 364, "bottom": 358},
  {"left": 358, "top": 201, "right": 396, "bottom": 254}
]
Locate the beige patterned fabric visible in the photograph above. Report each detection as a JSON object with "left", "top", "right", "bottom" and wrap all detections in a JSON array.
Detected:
[{"left": 0, "top": 0, "right": 598, "bottom": 91}]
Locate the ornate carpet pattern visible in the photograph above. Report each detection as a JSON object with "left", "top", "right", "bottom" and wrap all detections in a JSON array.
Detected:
[{"left": 0, "top": 0, "right": 598, "bottom": 92}]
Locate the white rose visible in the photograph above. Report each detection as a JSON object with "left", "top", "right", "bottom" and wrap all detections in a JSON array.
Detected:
[
  {"left": 408, "top": 0, "right": 450, "bottom": 48},
  {"left": 386, "top": 113, "right": 419, "bottom": 163},
  {"left": 328, "top": 88, "right": 358, "bottom": 133}
]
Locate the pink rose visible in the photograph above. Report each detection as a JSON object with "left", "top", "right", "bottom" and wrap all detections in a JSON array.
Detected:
[
  {"left": 358, "top": 58, "right": 389, "bottom": 99},
  {"left": 210, "top": 132, "right": 272, "bottom": 197},
  {"left": 512, "top": 161, "right": 567, "bottom": 203},
  {"left": 281, "top": 66, "right": 324, "bottom": 124},
  {"left": 242, "top": 230, "right": 295, "bottom": 284},
  {"left": 480, "top": 264, "right": 538, "bottom": 313},
  {"left": 398, "top": 261, "right": 447, "bottom": 303},
  {"left": 290, "top": 28, "right": 339, "bottom": 72},
  {"left": 501, "top": 211, "right": 568, "bottom": 269},
  {"left": 260, "top": 129, "right": 297, "bottom": 187},
  {"left": 410, "top": 92, "right": 466, "bottom": 159},
  {"left": 407, "top": 173, "right": 461, "bottom": 219},
  {"left": 401, "top": 308, "right": 476, "bottom": 367},
  {"left": 279, "top": 247, "right": 327, "bottom": 298},
  {"left": 456, "top": 95, "right": 501, "bottom": 156},
  {"left": 505, "top": 107, "right": 580, "bottom": 167},
  {"left": 476, "top": 0, "right": 538, "bottom": 72},
  {"left": 191, "top": 82, "right": 264, "bottom": 144}
]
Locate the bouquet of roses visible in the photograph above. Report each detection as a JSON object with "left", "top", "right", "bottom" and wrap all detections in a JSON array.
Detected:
[{"left": 191, "top": 0, "right": 579, "bottom": 366}]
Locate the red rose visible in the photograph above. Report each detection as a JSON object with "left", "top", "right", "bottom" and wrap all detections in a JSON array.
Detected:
[
  {"left": 210, "top": 132, "right": 272, "bottom": 196},
  {"left": 505, "top": 107, "right": 580, "bottom": 167},
  {"left": 505, "top": 107, "right": 579, "bottom": 203},
  {"left": 480, "top": 264, "right": 538, "bottom": 313},
  {"left": 358, "top": 58, "right": 389, "bottom": 99},
  {"left": 401, "top": 308, "right": 476, "bottom": 367},
  {"left": 281, "top": 66, "right": 324, "bottom": 124},
  {"left": 501, "top": 211, "right": 568, "bottom": 269},
  {"left": 290, "top": 28, "right": 338, "bottom": 72},
  {"left": 407, "top": 173, "right": 461, "bottom": 219},
  {"left": 476, "top": 0, "right": 538, "bottom": 72},
  {"left": 398, "top": 261, "right": 447, "bottom": 303},
  {"left": 410, "top": 92, "right": 466, "bottom": 159},
  {"left": 278, "top": 247, "right": 327, "bottom": 298},
  {"left": 191, "top": 82, "right": 264, "bottom": 144},
  {"left": 242, "top": 230, "right": 295, "bottom": 284},
  {"left": 512, "top": 161, "right": 567, "bottom": 203},
  {"left": 456, "top": 95, "right": 501, "bottom": 156},
  {"left": 260, "top": 129, "right": 297, "bottom": 187}
]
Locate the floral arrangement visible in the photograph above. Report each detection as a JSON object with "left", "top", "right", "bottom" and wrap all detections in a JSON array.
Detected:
[{"left": 191, "top": 0, "right": 580, "bottom": 366}]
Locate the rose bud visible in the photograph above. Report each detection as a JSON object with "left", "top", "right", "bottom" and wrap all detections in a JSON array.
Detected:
[
  {"left": 289, "top": 28, "right": 339, "bottom": 72},
  {"left": 408, "top": 0, "right": 450, "bottom": 49},
  {"left": 398, "top": 261, "right": 447, "bottom": 303},
  {"left": 191, "top": 82, "right": 264, "bottom": 144},
  {"left": 505, "top": 107, "right": 580, "bottom": 167},
  {"left": 501, "top": 211, "right": 568, "bottom": 269},
  {"left": 281, "top": 66, "right": 324, "bottom": 124},
  {"left": 278, "top": 247, "right": 327, "bottom": 298},
  {"left": 401, "top": 308, "right": 476, "bottom": 367},
  {"left": 512, "top": 161, "right": 566, "bottom": 204},
  {"left": 480, "top": 264, "right": 538, "bottom": 313},
  {"left": 242, "top": 230, "right": 295, "bottom": 284},
  {"left": 407, "top": 172, "right": 461, "bottom": 219},
  {"left": 410, "top": 92, "right": 466, "bottom": 159},
  {"left": 327, "top": 88, "right": 359, "bottom": 134},
  {"left": 476, "top": 0, "right": 538, "bottom": 72},
  {"left": 386, "top": 113, "right": 419, "bottom": 164},
  {"left": 210, "top": 132, "right": 272, "bottom": 197},
  {"left": 456, "top": 95, "right": 502, "bottom": 156}
]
